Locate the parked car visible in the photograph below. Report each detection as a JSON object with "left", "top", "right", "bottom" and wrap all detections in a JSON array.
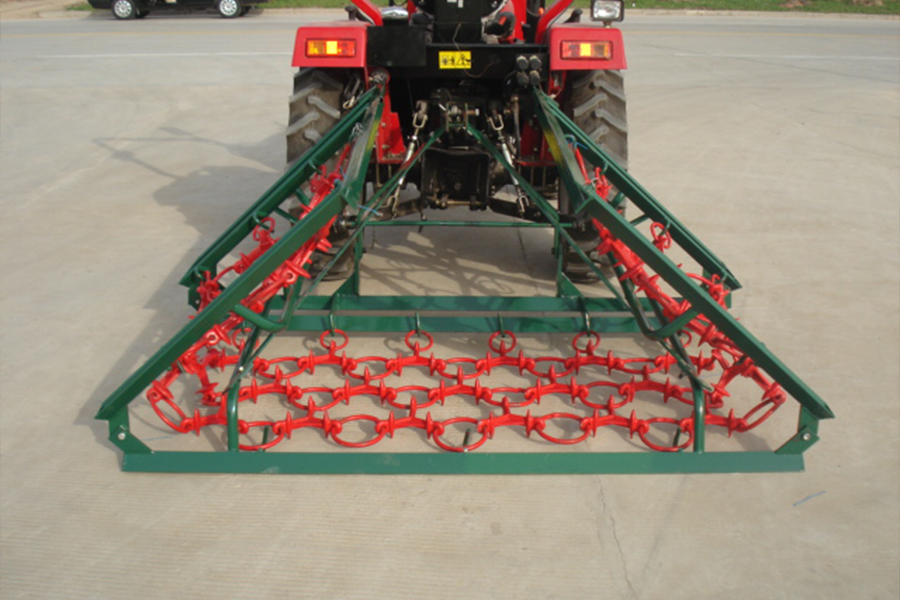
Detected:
[{"left": 88, "top": 0, "right": 267, "bottom": 19}]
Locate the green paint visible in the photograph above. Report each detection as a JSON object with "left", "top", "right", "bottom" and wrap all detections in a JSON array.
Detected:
[{"left": 120, "top": 451, "right": 805, "bottom": 474}]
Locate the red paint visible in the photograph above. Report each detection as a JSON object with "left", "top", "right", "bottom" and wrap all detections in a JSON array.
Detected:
[
  {"left": 376, "top": 88, "right": 406, "bottom": 163},
  {"left": 350, "top": 0, "right": 383, "bottom": 26},
  {"left": 534, "top": 0, "right": 572, "bottom": 44}
]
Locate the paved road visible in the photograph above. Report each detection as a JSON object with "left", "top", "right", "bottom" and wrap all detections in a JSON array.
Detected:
[{"left": 1, "top": 12, "right": 898, "bottom": 600}]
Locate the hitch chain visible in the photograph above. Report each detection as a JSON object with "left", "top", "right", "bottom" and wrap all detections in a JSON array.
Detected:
[
  {"left": 385, "top": 100, "right": 428, "bottom": 217},
  {"left": 489, "top": 109, "right": 528, "bottom": 216},
  {"left": 341, "top": 75, "right": 363, "bottom": 110}
]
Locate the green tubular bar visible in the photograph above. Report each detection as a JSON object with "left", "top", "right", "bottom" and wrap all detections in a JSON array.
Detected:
[
  {"left": 287, "top": 295, "right": 641, "bottom": 313},
  {"left": 95, "top": 85, "right": 385, "bottom": 426},
  {"left": 96, "top": 195, "right": 348, "bottom": 426},
  {"left": 120, "top": 451, "right": 805, "bottom": 474},
  {"left": 95, "top": 82, "right": 830, "bottom": 474},
  {"left": 179, "top": 86, "right": 384, "bottom": 308},
  {"left": 463, "top": 125, "right": 632, "bottom": 308},
  {"left": 535, "top": 89, "right": 742, "bottom": 292},
  {"left": 364, "top": 220, "right": 560, "bottom": 227},
  {"left": 286, "top": 314, "right": 644, "bottom": 334}
]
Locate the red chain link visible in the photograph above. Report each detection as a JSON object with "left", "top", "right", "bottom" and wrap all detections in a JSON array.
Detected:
[{"left": 148, "top": 323, "right": 783, "bottom": 453}]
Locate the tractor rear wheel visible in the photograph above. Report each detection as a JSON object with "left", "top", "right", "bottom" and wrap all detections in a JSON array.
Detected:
[
  {"left": 560, "top": 69, "right": 628, "bottom": 282},
  {"left": 287, "top": 68, "right": 354, "bottom": 167},
  {"left": 570, "top": 69, "right": 628, "bottom": 171},
  {"left": 286, "top": 68, "right": 360, "bottom": 279}
]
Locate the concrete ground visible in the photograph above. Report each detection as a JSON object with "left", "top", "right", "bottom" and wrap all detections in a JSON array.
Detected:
[{"left": 1, "top": 10, "right": 898, "bottom": 600}]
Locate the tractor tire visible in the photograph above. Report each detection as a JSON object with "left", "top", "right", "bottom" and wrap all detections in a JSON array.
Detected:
[
  {"left": 286, "top": 68, "right": 358, "bottom": 279},
  {"left": 287, "top": 68, "right": 350, "bottom": 168},
  {"left": 570, "top": 69, "right": 628, "bottom": 171},
  {"left": 560, "top": 69, "right": 628, "bottom": 282}
]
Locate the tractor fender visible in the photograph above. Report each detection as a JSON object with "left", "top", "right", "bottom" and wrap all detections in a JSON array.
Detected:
[
  {"left": 548, "top": 24, "right": 626, "bottom": 71},
  {"left": 292, "top": 21, "right": 370, "bottom": 69}
]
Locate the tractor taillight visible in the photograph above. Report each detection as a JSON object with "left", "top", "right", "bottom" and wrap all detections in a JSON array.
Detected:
[
  {"left": 306, "top": 39, "right": 357, "bottom": 58},
  {"left": 560, "top": 41, "right": 612, "bottom": 60}
]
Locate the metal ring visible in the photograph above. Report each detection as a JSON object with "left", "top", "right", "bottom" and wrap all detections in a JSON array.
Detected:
[
  {"left": 572, "top": 331, "right": 602, "bottom": 353},
  {"left": 404, "top": 330, "right": 433, "bottom": 352},
  {"left": 488, "top": 330, "right": 517, "bottom": 354},
  {"left": 319, "top": 328, "right": 349, "bottom": 350}
]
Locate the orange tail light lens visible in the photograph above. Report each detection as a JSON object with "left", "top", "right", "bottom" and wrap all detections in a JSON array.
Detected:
[
  {"left": 306, "top": 39, "right": 357, "bottom": 58},
  {"left": 560, "top": 41, "right": 612, "bottom": 60}
]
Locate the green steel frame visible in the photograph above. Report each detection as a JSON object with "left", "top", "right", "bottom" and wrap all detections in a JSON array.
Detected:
[{"left": 95, "top": 83, "right": 832, "bottom": 474}]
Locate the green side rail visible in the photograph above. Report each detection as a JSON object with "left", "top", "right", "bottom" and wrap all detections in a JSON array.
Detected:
[
  {"left": 538, "top": 88, "right": 742, "bottom": 292},
  {"left": 530, "top": 88, "right": 834, "bottom": 435},
  {"left": 178, "top": 86, "right": 384, "bottom": 308},
  {"left": 95, "top": 85, "right": 386, "bottom": 431}
]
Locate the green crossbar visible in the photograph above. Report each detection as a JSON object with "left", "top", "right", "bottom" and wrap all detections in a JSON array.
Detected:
[{"left": 120, "top": 451, "right": 805, "bottom": 474}]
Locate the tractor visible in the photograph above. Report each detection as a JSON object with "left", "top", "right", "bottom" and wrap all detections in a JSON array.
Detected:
[{"left": 287, "top": 0, "right": 628, "bottom": 279}]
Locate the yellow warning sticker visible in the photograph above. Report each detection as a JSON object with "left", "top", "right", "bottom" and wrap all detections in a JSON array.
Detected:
[{"left": 439, "top": 51, "right": 472, "bottom": 70}]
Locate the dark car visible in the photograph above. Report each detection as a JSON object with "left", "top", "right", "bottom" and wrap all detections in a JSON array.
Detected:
[{"left": 88, "top": 0, "right": 267, "bottom": 19}]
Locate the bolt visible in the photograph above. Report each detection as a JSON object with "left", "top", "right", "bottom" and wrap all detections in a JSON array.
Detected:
[
  {"left": 117, "top": 432, "right": 127, "bottom": 441},
  {"left": 801, "top": 432, "right": 812, "bottom": 441}
]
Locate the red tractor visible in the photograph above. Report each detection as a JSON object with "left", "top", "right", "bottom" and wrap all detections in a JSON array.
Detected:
[{"left": 287, "top": 0, "right": 628, "bottom": 278}]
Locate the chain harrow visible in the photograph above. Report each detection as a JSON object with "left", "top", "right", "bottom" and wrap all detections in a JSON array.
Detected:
[
  {"left": 147, "top": 319, "right": 785, "bottom": 453},
  {"left": 141, "top": 148, "right": 787, "bottom": 454}
]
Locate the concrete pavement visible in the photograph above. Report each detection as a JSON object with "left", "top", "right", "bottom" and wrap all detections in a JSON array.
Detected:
[{"left": 1, "top": 12, "right": 898, "bottom": 599}]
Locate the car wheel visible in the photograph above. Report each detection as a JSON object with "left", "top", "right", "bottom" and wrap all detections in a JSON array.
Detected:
[
  {"left": 111, "top": 0, "right": 137, "bottom": 19},
  {"left": 217, "top": 0, "right": 242, "bottom": 18}
]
